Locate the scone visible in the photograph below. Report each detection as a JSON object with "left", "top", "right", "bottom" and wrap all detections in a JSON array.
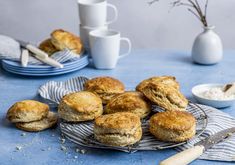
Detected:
[
  {"left": 105, "top": 91, "right": 151, "bottom": 118},
  {"left": 15, "top": 112, "right": 58, "bottom": 132},
  {"left": 149, "top": 111, "right": 196, "bottom": 142},
  {"left": 6, "top": 100, "right": 49, "bottom": 123},
  {"left": 84, "top": 76, "right": 125, "bottom": 104},
  {"left": 94, "top": 112, "right": 142, "bottom": 146},
  {"left": 58, "top": 91, "right": 103, "bottom": 122},
  {"left": 51, "top": 29, "right": 84, "bottom": 54},
  {"left": 136, "top": 76, "right": 180, "bottom": 92},
  {"left": 38, "top": 38, "right": 59, "bottom": 56},
  {"left": 142, "top": 83, "right": 188, "bottom": 111}
]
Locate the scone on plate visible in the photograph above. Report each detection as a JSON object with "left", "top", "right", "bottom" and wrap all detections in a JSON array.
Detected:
[
  {"left": 94, "top": 112, "right": 142, "bottom": 147},
  {"left": 6, "top": 100, "right": 49, "bottom": 123},
  {"left": 105, "top": 91, "right": 151, "bottom": 118},
  {"left": 136, "top": 76, "right": 180, "bottom": 92},
  {"left": 38, "top": 38, "right": 59, "bottom": 56},
  {"left": 149, "top": 111, "right": 196, "bottom": 142},
  {"left": 84, "top": 76, "right": 125, "bottom": 104},
  {"left": 15, "top": 112, "right": 58, "bottom": 132},
  {"left": 51, "top": 29, "right": 84, "bottom": 55},
  {"left": 142, "top": 83, "right": 188, "bottom": 111},
  {"left": 58, "top": 91, "right": 103, "bottom": 122}
]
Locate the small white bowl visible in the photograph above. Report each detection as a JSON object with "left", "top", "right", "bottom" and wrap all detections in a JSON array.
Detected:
[{"left": 192, "top": 84, "right": 235, "bottom": 108}]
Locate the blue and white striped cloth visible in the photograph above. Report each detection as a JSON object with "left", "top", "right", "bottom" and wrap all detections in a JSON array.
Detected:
[
  {"left": 0, "top": 34, "right": 81, "bottom": 65},
  {"left": 38, "top": 76, "right": 235, "bottom": 162},
  {"left": 178, "top": 105, "right": 235, "bottom": 161},
  {"left": 27, "top": 49, "right": 81, "bottom": 65}
]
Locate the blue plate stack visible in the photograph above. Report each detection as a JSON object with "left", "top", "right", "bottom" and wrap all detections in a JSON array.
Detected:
[{"left": 1, "top": 54, "right": 89, "bottom": 76}]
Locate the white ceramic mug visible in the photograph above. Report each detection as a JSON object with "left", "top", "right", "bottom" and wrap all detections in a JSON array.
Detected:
[
  {"left": 80, "top": 24, "right": 108, "bottom": 49},
  {"left": 78, "top": 0, "right": 118, "bottom": 27},
  {"left": 89, "top": 29, "right": 132, "bottom": 69}
]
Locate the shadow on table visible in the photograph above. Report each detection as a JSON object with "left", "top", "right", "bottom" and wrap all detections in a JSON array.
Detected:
[
  {"left": 0, "top": 115, "right": 16, "bottom": 130},
  {"left": 169, "top": 52, "right": 220, "bottom": 66},
  {"left": 167, "top": 52, "right": 192, "bottom": 64}
]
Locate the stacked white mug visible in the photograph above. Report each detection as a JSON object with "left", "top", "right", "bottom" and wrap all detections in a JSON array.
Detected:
[{"left": 78, "top": 0, "right": 132, "bottom": 69}]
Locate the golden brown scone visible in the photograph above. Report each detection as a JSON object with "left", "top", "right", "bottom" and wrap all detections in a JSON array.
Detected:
[
  {"left": 58, "top": 91, "right": 103, "bottom": 122},
  {"left": 6, "top": 100, "right": 49, "bottom": 123},
  {"left": 142, "top": 83, "right": 188, "bottom": 111},
  {"left": 94, "top": 112, "right": 142, "bottom": 147},
  {"left": 105, "top": 91, "right": 151, "bottom": 118},
  {"left": 15, "top": 112, "right": 58, "bottom": 132},
  {"left": 51, "top": 29, "right": 84, "bottom": 55},
  {"left": 136, "top": 76, "right": 180, "bottom": 92},
  {"left": 149, "top": 111, "right": 196, "bottom": 142},
  {"left": 84, "top": 77, "right": 125, "bottom": 104},
  {"left": 38, "top": 38, "right": 59, "bottom": 56}
]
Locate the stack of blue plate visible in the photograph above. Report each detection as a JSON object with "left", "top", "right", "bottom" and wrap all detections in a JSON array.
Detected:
[{"left": 1, "top": 54, "right": 89, "bottom": 76}]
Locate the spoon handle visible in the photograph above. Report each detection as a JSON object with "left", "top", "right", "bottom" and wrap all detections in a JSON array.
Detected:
[{"left": 224, "top": 83, "right": 235, "bottom": 95}]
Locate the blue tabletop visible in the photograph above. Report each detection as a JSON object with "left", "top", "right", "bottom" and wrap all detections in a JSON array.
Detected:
[{"left": 0, "top": 49, "right": 234, "bottom": 165}]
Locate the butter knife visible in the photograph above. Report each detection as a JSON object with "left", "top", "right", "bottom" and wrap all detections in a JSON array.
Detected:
[
  {"left": 17, "top": 40, "right": 63, "bottom": 68},
  {"left": 160, "top": 127, "right": 235, "bottom": 165},
  {"left": 21, "top": 48, "right": 29, "bottom": 67},
  {"left": 17, "top": 40, "right": 48, "bottom": 59}
]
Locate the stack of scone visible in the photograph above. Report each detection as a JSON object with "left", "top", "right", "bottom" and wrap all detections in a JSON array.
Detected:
[
  {"left": 6, "top": 100, "right": 57, "bottom": 132},
  {"left": 136, "top": 76, "right": 196, "bottom": 142},
  {"left": 39, "top": 29, "right": 84, "bottom": 56},
  {"left": 5, "top": 76, "right": 196, "bottom": 146},
  {"left": 56, "top": 75, "right": 196, "bottom": 146},
  {"left": 57, "top": 76, "right": 145, "bottom": 146}
]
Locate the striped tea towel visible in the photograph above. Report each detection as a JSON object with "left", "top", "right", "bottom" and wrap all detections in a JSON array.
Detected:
[
  {"left": 177, "top": 105, "right": 235, "bottom": 161},
  {"left": 0, "top": 34, "right": 82, "bottom": 65},
  {"left": 38, "top": 76, "right": 89, "bottom": 106},
  {"left": 38, "top": 76, "right": 235, "bottom": 162}
]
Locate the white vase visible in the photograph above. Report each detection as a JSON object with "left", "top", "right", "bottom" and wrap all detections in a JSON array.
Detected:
[{"left": 191, "top": 26, "right": 223, "bottom": 65}]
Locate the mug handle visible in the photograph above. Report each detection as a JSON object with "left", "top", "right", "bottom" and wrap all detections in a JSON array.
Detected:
[
  {"left": 119, "top": 37, "right": 132, "bottom": 59},
  {"left": 106, "top": 4, "right": 118, "bottom": 25}
]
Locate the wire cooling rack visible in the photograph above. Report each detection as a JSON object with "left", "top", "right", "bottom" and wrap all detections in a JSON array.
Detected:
[{"left": 60, "top": 102, "right": 208, "bottom": 153}]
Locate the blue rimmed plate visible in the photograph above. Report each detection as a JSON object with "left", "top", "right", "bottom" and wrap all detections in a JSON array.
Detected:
[
  {"left": 1, "top": 54, "right": 89, "bottom": 76},
  {"left": 2, "top": 60, "right": 89, "bottom": 74},
  {"left": 2, "top": 54, "right": 89, "bottom": 70}
]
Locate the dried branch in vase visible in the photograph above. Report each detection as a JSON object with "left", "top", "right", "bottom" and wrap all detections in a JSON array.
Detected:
[{"left": 149, "top": 0, "right": 209, "bottom": 27}]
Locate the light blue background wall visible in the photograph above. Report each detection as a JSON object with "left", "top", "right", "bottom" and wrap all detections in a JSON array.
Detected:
[{"left": 0, "top": 0, "right": 234, "bottom": 50}]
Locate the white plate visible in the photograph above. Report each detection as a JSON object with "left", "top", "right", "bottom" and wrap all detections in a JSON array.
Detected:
[{"left": 192, "top": 84, "right": 235, "bottom": 108}]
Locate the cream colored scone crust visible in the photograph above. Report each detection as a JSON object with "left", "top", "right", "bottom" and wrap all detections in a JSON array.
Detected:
[
  {"left": 15, "top": 111, "right": 58, "bottom": 132},
  {"left": 94, "top": 112, "right": 142, "bottom": 146},
  {"left": 142, "top": 83, "right": 188, "bottom": 111},
  {"left": 38, "top": 38, "right": 59, "bottom": 56},
  {"left": 84, "top": 76, "right": 125, "bottom": 104},
  {"left": 136, "top": 76, "right": 180, "bottom": 92},
  {"left": 58, "top": 91, "right": 103, "bottom": 122},
  {"left": 6, "top": 100, "right": 49, "bottom": 123},
  {"left": 51, "top": 29, "right": 84, "bottom": 55},
  {"left": 105, "top": 91, "right": 151, "bottom": 118},
  {"left": 149, "top": 111, "right": 196, "bottom": 142}
]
